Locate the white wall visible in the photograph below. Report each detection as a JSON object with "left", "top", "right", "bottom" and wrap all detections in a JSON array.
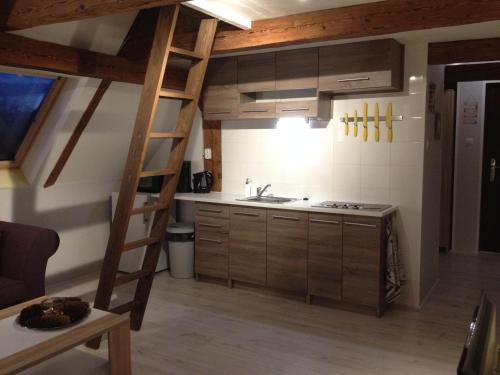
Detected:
[
  {"left": 420, "top": 65, "right": 445, "bottom": 302},
  {"left": 220, "top": 42, "right": 429, "bottom": 307},
  {"left": 452, "top": 82, "right": 486, "bottom": 254},
  {"left": 0, "top": 76, "right": 204, "bottom": 277}
]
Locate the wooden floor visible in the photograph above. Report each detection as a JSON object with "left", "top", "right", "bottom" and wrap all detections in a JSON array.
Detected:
[{"left": 44, "top": 252, "right": 500, "bottom": 375}]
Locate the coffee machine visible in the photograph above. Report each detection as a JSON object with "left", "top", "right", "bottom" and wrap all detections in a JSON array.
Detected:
[
  {"left": 177, "top": 161, "right": 192, "bottom": 193},
  {"left": 193, "top": 171, "right": 213, "bottom": 193}
]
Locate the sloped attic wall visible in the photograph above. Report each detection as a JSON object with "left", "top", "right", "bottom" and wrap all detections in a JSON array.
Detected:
[{"left": 0, "top": 15, "right": 204, "bottom": 277}]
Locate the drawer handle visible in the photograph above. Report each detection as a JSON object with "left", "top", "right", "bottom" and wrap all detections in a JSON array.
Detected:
[
  {"left": 310, "top": 219, "right": 340, "bottom": 225},
  {"left": 233, "top": 212, "right": 259, "bottom": 217},
  {"left": 207, "top": 111, "right": 231, "bottom": 115},
  {"left": 281, "top": 107, "right": 310, "bottom": 112},
  {"left": 199, "top": 208, "right": 222, "bottom": 214},
  {"left": 242, "top": 109, "right": 269, "bottom": 113},
  {"left": 337, "top": 77, "right": 370, "bottom": 83},
  {"left": 198, "top": 237, "right": 222, "bottom": 244},
  {"left": 199, "top": 222, "right": 222, "bottom": 228},
  {"left": 344, "top": 221, "right": 377, "bottom": 228},
  {"left": 273, "top": 215, "right": 300, "bottom": 221}
]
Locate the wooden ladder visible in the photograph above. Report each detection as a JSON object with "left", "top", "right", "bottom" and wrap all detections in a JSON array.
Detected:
[{"left": 88, "top": 5, "right": 217, "bottom": 347}]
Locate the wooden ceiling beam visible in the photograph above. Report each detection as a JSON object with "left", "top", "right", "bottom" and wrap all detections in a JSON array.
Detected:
[
  {"left": 0, "top": 0, "right": 187, "bottom": 31},
  {"left": 0, "top": 31, "right": 187, "bottom": 90},
  {"left": 173, "top": 0, "right": 500, "bottom": 55},
  {"left": 429, "top": 38, "right": 500, "bottom": 65}
]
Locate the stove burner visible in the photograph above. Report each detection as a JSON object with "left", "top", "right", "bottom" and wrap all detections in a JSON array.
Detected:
[{"left": 311, "top": 201, "right": 391, "bottom": 212}]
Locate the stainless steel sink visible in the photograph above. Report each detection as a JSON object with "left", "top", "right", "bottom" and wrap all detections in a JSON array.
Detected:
[{"left": 236, "top": 196, "right": 297, "bottom": 204}]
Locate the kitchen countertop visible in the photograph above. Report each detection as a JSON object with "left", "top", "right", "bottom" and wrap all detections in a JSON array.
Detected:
[{"left": 174, "top": 192, "right": 397, "bottom": 218}]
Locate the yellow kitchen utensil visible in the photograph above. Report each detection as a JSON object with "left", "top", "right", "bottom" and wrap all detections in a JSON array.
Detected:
[
  {"left": 353, "top": 110, "right": 358, "bottom": 137},
  {"left": 363, "top": 103, "right": 368, "bottom": 142},
  {"left": 386, "top": 103, "right": 393, "bottom": 143},
  {"left": 374, "top": 103, "right": 380, "bottom": 142},
  {"left": 344, "top": 112, "right": 349, "bottom": 136}
]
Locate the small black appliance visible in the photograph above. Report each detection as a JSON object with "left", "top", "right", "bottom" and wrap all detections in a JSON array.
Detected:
[
  {"left": 177, "top": 161, "right": 192, "bottom": 193},
  {"left": 193, "top": 171, "right": 213, "bottom": 193}
]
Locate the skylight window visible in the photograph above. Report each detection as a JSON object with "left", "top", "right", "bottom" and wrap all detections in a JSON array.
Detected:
[{"left": 0, "top": 72, "right": 57, "bottom": 167}]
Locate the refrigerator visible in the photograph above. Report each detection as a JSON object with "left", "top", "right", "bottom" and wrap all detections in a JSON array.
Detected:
[{"left": 111, "top": 192, "right": 168, "bottom": 273}]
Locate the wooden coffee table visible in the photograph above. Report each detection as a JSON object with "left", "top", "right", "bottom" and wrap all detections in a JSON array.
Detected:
[{"left": 0, "top": 297, "right": 131, "bottom": 375}]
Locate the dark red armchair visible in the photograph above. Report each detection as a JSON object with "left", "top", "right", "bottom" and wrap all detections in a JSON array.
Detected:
[{"left": 0, "top": 221, "right": 59, "bottom": 309}]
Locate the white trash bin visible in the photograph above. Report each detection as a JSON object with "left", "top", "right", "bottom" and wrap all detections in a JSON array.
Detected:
[{"left": 167, "top": 222, "right": 195, "bottom": 279}]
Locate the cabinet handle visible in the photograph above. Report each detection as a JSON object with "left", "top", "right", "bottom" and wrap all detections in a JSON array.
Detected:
[
  {"left": 310, "top": 218, "right": 340, "bottom": 225},
  {"left": 242, "top": 109, "right": 269, "bottom": 113},
  {"left": 337, "top": 77, "right": 370, "bottom": 83},
  {"left": 233, "top": 212, "right": 259, "bottom": 217},
  {"left": 198, "top": 208, "right": 222, "bottom": 214},
  {"left": 273, "top": 215, "right": 300, "bottom": 221},
  {"left": 344, "top": 221, "right": 377, "bottom": 228},
  {"left": 281, "top": 107, "right": 310, "bottom": 112},
  {"left": 198, "top": 222, "right": 222, "bottom": 228},
  {"left": 198, "top": 237, "right": 222, "bottom": 244},
  {"left": 207, "top": 111, "right": 231, "bottom": 115}
]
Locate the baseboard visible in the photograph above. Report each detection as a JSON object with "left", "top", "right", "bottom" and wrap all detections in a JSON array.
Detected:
[
  {"left": 419, "top": 278, "right": 440, "bottom": 309},
  {"left": 46, "top": 260, "right": 102, "bottom": 287}
]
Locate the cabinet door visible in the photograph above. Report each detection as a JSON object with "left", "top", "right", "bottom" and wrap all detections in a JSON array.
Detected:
[
  {"left": 342, "top": 216, "right": 383, "bottom": 309},
  {"left": 229, "top": 207, "right": 267, "bottom": 286},
  {"left": 308, "top": 213, "right": 342, "bottom": 300},
  {"left": 195, "top": 230, "right": 229, "bottom": 279},
  {"left": 276, "top": 48, "right": 318, "bottom": 90},
  {"left": 203, "top": 57, "right": 239, "bottom": 120},
  {"left": 319, "top": 39, "right": 403, "bottom": 94},
  {"left": 238, "top": 52, "right": 276, "bottom": 93},
  {"left": 267, "top": 210, "right": 308, "bottom": 293}
]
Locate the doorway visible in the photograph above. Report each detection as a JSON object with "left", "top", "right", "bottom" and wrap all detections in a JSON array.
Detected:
[{"left": 479, "top": 83, "right": 500, "bottom": 253}]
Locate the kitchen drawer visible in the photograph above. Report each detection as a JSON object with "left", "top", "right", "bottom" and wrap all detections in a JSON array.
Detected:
[
  {"left": 195, "top": 203, "right": 229, "bottom": 219},
  {"left": 342, "top": 216, "right": 383, "bottom": 309},
  {"left": 238, "top": 101, "right": 276, "bottom": 119},
  {"left": 229, "top": 206, "right": 267, "bottom": 286},
  {"left": 267, "top": 209, "right": 308, "bottom": 293},
  {"left": 319, "top": 39, "right": 403, "bottom": 94},
  {"left": 195, "top": 231, "right": 229, "bottom": 279},
  {"left": 195, "top": 215, "right": 229, "bottom": 234},
  {"left": 308, "top": 213, "right": 343, "bottom": 301},
  {"left": 203, "top": 85, "right": 239, "bottom": 120},
  {"left": 276, "top": 100, "right": 318, "bottom": 118}
]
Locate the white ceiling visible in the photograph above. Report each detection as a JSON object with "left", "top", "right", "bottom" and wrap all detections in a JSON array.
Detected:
[{"left": 186, "top": 0, "right": 380, "bottom": 28}]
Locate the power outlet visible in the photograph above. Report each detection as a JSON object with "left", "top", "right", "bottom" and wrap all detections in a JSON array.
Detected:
[{"left": 204, "top": 148, "right": 212, "bottom": 160}]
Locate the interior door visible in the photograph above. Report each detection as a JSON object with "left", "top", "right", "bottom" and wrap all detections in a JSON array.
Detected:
[{"left": 479, "top": 83, "right": 500, "bottom": 252}]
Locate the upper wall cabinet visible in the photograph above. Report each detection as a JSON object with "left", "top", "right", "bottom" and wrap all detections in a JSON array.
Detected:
[
  {"left": 318, "top": 39, "right": 404, "bottom": 94},
  {"left": 237, "top": 52, "right": 276, "bottom": 93},
  {"left": 276, "top": 48, "right": 318, "bottom": 90},
  {"left": 203, "top": 57, "right": 239, "bottom": 120}
]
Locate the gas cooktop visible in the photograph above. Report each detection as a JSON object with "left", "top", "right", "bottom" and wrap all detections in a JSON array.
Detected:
[{"left": 311, "top": 201, "right": 392, "bottom": 212}]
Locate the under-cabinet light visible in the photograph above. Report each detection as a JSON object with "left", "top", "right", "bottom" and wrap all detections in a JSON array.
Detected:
[{"left": 275, "top": 117, "right": 310, "bottom": 130}]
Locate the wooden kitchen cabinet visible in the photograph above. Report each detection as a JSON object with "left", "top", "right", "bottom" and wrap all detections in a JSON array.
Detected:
[
  {"left": 266, "top": 209, "right": 308, "bottom": 293},
  {"left": 194, "top": 203, "right": 229, "bottom": 279},
  {"left": 342, "top": 215, "right": 385, "bottom": 315},
  {"left": 319, "top": 39, "right": 403, "bottom": 94},
  {"left": 203, "top": 57, "right": 239, "bottom": 120},
  {"left": 276, "top": 48, "right": 318, "bottom": 90},
  {"left": 307, "top": 213, "right": 343, "bottom": 301},
  {"left": 229, "top": 206, "right": 267, "bottom": 286},
  {"left": 237, "top": 52, "right": 276, "bottom": 93}
]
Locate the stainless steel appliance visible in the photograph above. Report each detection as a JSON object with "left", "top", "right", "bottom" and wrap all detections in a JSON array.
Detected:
[{"left": 311, "top": 201, "right": 391, "bottom": 212}]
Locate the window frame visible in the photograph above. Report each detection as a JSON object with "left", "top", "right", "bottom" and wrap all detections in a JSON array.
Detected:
[{"left": 0, "top": 75, "right": 66, "bottom": 169}]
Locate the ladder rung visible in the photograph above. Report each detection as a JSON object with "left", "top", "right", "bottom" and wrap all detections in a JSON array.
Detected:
[
  {"left": 130, "top": 203, "right": 168, "bottom": 215},
  {"left": 159, "top": 90, "right": 194, "bottom": 101},
  {"left": 149, "top": 132, "right": 185, "bottom": 139},
  {"left": 110, "top": 300, "right": 141, "bottom": 315},
  {"left": 115, "top": 270, "right": 152, "bottom": 287},
  {"left": 123, "top": 237, "right": 160, "bottom": 252},
  {"left": 140, "top": 169, "right": 176, "bottom": 178},
  {"left": 170, "top": 46, "right": 204, "bottom": 60}
]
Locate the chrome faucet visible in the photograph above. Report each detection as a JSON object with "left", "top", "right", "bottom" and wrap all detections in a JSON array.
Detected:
[{"left": 256, "top": 184, "right": 271, "bottom": 198}]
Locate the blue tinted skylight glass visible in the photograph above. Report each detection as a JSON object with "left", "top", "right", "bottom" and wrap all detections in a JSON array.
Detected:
[{"left": 0, "top": 73, "right": 55, "bottom": 161}]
